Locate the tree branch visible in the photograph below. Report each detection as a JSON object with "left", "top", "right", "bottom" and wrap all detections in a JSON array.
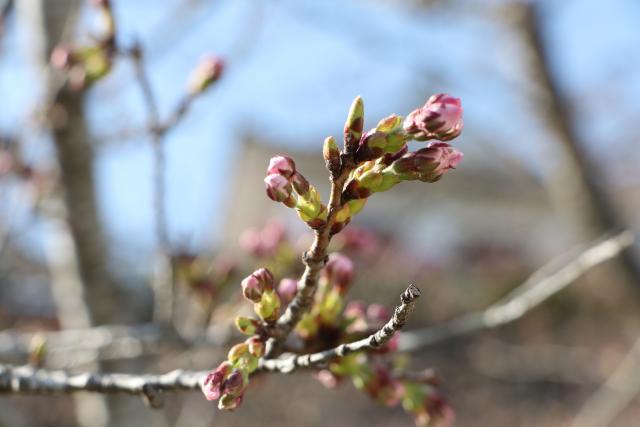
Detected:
[
  {"left": 261, "top": 284, "right": 420, "bottom": 373},
  {"left": 0, "top": 285, "right": 419, "bottom": 403},
  {"left": 399, "top": 230, "right": 634, "bottom": 352},
  {"left": 0, "top": 365, "right": 206, "bottom": 408}
]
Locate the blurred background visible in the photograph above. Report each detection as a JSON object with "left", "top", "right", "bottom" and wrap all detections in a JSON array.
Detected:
[{"left": 1, "top": 0, "right": 639, "bottom": 426}]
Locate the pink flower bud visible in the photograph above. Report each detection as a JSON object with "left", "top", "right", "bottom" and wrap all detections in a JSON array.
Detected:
[
  {"left": 241, "top": 268, "right": 274, "bottom": 302},
  {"left": 403, "top": 94, "right": 463, "bottom": 141},
  {"left": 201, "top": 361, "right": 231, "bottom": 401},
  {"left": 267, "top": 155, "right": 296, "bottom": 178},
  {"left": 187, "top": 56, "right": 224, "bottom": 95},
  {"left": 277, "top": 278, "right": 298, "bottom": 304},
  {"left": 324, "top": 253, "right": 354, "bottom": 294},
  {"left": 389, "top": 142, "right": 463, "bottom": 183},
  {"left": 241, "top": 274, "right": 263, "bottom": 302},
  {"left": 264, "top": 173, "right": 293, "bottom": 203},
  {"left": 253, "top": 267, "right": 274, "bottom": 291}
]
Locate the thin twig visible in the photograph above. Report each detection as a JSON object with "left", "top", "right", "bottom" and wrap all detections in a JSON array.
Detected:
[
  {"left": 399, "top": 230, "right": 635, "bottom": 352},
  {"left": 128, "top": 44, "right": 199, "bottom": 324},
  {"left": 261, "top": 285, "right": 421, "bottom": 373}
]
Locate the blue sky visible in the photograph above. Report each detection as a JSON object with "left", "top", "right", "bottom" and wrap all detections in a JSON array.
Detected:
[{"left": 1, "top": 0, "right": 638, "bottom": 261}]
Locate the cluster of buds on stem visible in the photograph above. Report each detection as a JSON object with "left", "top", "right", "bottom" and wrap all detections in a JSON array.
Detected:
[
  {"left": 264, "top": 156, "right": 328, "bottom": 229},
  {"left": 342, "top": 94, "right": 463, "bottom": 203},
  {"left": 203, "top": 268, "right": 284, "bottom": 409},
  {"left": 201, "top": 335, "right": 265, "bottom": 410},
  {"left": 207, "top": 93, "right": 464, "bottom": 422}
]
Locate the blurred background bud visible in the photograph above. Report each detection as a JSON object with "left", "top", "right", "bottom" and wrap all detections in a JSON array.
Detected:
[{"left": 187, "top": 55, "right": 224, "bottom": 95}]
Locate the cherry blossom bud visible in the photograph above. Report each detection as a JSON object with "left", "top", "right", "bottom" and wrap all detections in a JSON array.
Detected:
[
  {"left": 222, "top": 369, "right": 246, "bottom": 396},
  {"left": 342, "top": 163, "right": 400, "bottom": 202},
  {"left": 234, "top": 316, "right": 260, "bottom": 335},
  {"left": 264, "top": 173, "right": 294, "bottom": 205},
  {"left": 187, "top": 56, "right": 224, "bottom": 95},
  {"left": 201, "top": 361, "right": 231, "bottom": 401},
  {"left": 241, "top": 275, "right": 262, "bottom": 303},
  {"left": 267, "top": 155, "right": 296, "bottom": 178},
  {"left": 254, "top": 268, "right": 274, "bottom": 291},
  {"left": 277, "top": 278, "right": 298, "bottom": 304},
  {"left": 227, "top": 343, "right": 249, "bottom": 363},
  {"left": 344, "top": 96, "right": 364, "bottom": 154},
  {"left": 324, "top": 253, "right": 354, "bottom": 294},
  {"left": 355, "top": 115, "right": 407, "bottom": 162},
  {"left": 388, "top": 142, "right": 463, "bottom": 183},
  {"left": 323, "top": 136, "right": 341, "bottom": 174},
  {"left": 403, "top": 94, "right": 463, "bottom": 141},
  {"left": 291, "top": 172, "right": 310, "bottom": 196},
  {"left": 246, "top": 336, "right": 265, "bottom": 358},
  {"left": 295, "top": 185, "right": 327, "bottom": 228}
]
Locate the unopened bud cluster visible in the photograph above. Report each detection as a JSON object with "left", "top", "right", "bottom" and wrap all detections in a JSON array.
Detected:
[
  {"left": 264, "top": 94, "right": 463, "bottom": 233},
  {"left": 201, "top": 334, "right": 264, "bottom": 410},
  {"left": 202, "top": 266, "right": 299, "bottom": 409},
  {"left": 206, "top": 93, "right": 463, "bottom": 421},
  {"left": 264, "top": 156, "right": 328, "bottom": 229},
  {"left": 342, "top": 94, "right": 463, "bottom": 203}
]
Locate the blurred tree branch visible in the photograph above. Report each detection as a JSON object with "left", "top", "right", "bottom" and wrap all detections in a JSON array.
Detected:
[{"left": 399, "top": 229, "right": 634, "bottom": 351}]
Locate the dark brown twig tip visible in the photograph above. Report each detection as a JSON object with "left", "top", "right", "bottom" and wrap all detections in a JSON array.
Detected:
[
  {"left": 401, "top": 285, "right": 421, "bottom": 304},
  {"left": 141, "top": 384, "right": 165, "bottom": 408}
]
